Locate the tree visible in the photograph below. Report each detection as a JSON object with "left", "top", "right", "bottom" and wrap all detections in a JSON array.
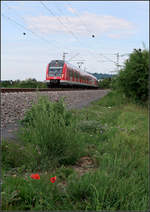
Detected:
[{"left": 117, "top": 48, "right": 149, "bottom": 103}]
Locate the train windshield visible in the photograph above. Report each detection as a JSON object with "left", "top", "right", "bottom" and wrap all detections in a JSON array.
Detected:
[
  {"left": 48, "top": 60, "right": 64, "bottom": 76},
  {"left": 48, "top": 67, "right": 63, "bottom": 76}
]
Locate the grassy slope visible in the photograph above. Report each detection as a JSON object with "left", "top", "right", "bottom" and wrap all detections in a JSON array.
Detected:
[{"left": 2, "top": 91, "right": 149, "bottom": 210}]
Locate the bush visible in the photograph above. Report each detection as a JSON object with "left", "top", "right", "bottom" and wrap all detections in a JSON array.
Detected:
[
  {"left": 97, "top": 90, "right": 127, "bottom": 107},
  {"left": 2, "top": 175, "right": 60, "bottom": 210},
  {"left": 116, "top": 48, "right": 149, "bottom": 103},
  {"left": 98, "top": 78, "right": 112, "bottom": 88},
  {"left": 20, "top": 97, "right": 84, "bottom": 167},
  {"left": 1, "top": 79, "right": 47, "bottom": 88},
  {"left": 2, "top": 142, "right": 38, "bottom": 170},
  {"left": 21, "top": 97, "right": 73, "bottom": 127}
]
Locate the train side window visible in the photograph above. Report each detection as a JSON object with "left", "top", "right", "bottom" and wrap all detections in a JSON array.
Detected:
[
  {"left": 76, "top": 72, "right": 78, "bottom": 80},
  {"left": 70, "top": 70, "right": 72, "bottom": 77},
  {"left": 67, "top": 69, "right": 69, "bottom": 78},
  {"left": 70, "top": 69, "right": 73, "bottom": 80},
  {"left": 77, "top": 72, "right": 79, "bottom": 80}
]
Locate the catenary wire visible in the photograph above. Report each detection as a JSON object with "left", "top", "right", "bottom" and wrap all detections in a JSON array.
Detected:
[
  {"left": 2, "top": 3, "right": 65, "bottom": 50},
  {"left": 2, "top": 14, "right": 62, "bottom": 50},
  {"left": 40, "top": 1, "right": 80, "bottom": 42},
  {"left": 65, "top": 1, "right": 93, "bottom": 36}
]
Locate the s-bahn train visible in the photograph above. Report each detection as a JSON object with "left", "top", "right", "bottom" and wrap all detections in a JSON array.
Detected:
[{"left": 46, "top": 60, "right": 98, "bottom": 88}]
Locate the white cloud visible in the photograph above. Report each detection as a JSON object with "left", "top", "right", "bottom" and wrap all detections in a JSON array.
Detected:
[
  {"left": 24, "top": 12, "right": 135, "bottom": 38},
  {"left": 6, "top": 1, "right": 25, "bottom": 10},
  {"left": 66, "top": 7, "right": 76, "bottom": 14},
  {"left": 107, "top": 31, "right": 135, "bottom": 39}
]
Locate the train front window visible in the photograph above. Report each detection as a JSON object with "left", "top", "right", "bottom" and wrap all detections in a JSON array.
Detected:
[{"left": 48, "top": 67, "right": 63, "bottom": 76}]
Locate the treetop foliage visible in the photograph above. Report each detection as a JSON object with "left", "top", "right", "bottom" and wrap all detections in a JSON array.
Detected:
[{"left": 115, "top": 48, "right": 149, "bottom": 103}]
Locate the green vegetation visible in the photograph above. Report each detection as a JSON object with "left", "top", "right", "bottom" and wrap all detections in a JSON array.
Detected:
[
  {"left": 112, "top": 48, "right": 149, "bottom": 104},
  {"left": 98, "top": 77, "right": 112, "bottom": 89},
  {"left": 19, "top": 97, "right": 84, "bottom": 168},
  {"left": 2, "top": 91, "right": 148, "bottom": 210},
  {"left": 1, "top": 78, "right": 47, "bottom": 88}
]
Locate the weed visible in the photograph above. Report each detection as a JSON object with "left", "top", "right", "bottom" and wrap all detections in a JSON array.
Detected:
[
  {"left": 2, "top": 142, "right": 38, "bottom": 171},
  {"left": 19, "top": 97, "right": 85, "bottom": 168}
]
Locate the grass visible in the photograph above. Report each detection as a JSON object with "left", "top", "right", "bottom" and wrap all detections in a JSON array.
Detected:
[{"left": 1, "top": 91, "right": 149, "bottom": 210}]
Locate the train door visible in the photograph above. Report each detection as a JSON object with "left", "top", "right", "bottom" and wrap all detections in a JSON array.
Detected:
[
  {"left": 67, "top": 67, "right": 70, "bottom": 81},
  {"left": 62, "top": 64, "right": 66, "bottom": 80},
  {"left": 72, "top": 70, "right": 74, "bottom": 81},
  {"left": 77, "top": 72, "right": 79, "bottom": 82},
  {"left": 70, "top": 69, "right": 72, "bottom": 81}
]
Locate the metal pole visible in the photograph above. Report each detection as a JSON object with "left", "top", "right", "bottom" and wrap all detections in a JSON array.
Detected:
[
  {"left": 77, "top": 62, "right": 84, "bottom": 69},
  {"left": 116, "top": 52, "right": 119, "bottom": 73},
  {"left": 63, "top": 52, "right": 68, "bottom": 61}
]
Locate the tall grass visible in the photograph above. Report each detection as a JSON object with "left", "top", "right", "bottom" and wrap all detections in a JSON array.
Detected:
[{"left": 20, "top": 97, "right": 85, "bottom": 168}]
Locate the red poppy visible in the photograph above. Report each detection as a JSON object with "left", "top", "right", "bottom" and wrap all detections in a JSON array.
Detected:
[
  {"left": 30, "top": 173, "right": 40, "bottom": 180},
  {"left": 50, "top": 176, "right": 56, "bottom": 183}
]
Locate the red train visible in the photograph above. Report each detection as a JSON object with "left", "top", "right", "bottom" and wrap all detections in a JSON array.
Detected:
[{"left": 46, "top": 60, "right": 98, "bottom": 88}]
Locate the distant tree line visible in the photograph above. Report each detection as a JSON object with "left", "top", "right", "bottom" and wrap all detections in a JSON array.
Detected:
[
  {"left": 89, "top": 72, "right": 116, "bottom": 80},
  {"left": 1, "top": 78, "right": 47, "bottom": 88}
]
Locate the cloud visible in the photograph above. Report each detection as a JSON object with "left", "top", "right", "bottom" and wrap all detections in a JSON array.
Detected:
[
  {"left": 107, "top": 31, "right": 135, "bottom": 39},
  {"left": 66, "top": 7, "right": 76, "bottom": 14},
  {"left": 6, "top": 1, "right": 25, "bottom": 10},
  {"left": 24, "top": 12, "right": 135, "bottom": 38}
]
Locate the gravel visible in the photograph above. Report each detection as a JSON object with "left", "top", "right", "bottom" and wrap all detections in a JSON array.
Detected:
[{"left": 1, "top": 89, "right": 110, "bottom": 140}]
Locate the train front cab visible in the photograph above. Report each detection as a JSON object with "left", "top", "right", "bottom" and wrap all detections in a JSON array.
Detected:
[{"left": 46, "top": 60, "right": 65, "bottom": 87}]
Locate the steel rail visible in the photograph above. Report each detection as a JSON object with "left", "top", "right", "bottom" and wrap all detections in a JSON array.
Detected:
[{"left": 1, "top": 87, "right": 99, "bottom": 93}]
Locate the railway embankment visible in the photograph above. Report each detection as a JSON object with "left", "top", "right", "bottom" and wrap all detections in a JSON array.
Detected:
[{"left": 2, "top": 90, "right": 148, "bottom": 210}]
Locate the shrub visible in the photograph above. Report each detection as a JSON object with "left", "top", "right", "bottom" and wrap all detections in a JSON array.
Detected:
[
  {"left": 20, "top": 97, "right": 84, "bottom": 167},
  {"left": 2, "top": 142, "right": 38, "bottom": 170},
  {"left": 1, "top": 79, "right": 47, "bottom": 88},
  {"left": 97, "top": 90, "right": 127, "bottom": 107},
  {"left": 99, "top": 78, "right": 112, "bottom": 88},
  {"left": 21, "top": 97, "right": 73, "bottom": 127},
  {"left": 1, "top": 175, "right": 60, "bottom": 210}
]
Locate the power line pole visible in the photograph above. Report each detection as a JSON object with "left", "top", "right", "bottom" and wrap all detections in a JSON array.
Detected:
[
  {"left": 77, "top": 62, "right": 84, "bottom": 69},
  {"left": 115, "top": 52, "right": 120, "bottom": 73},
  {"left": 63, "top": 52, "right": 68, "bottom": 61},
  {"left": 115, "top": 52, "right": 131, "bottom": 72},
  {"left": 99, "top": 52, "right": 131, "bottom": 74}
]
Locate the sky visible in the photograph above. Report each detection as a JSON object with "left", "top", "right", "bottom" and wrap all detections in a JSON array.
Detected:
[{"left": 1, "top": 1, "right": 149, "bottom": 81}]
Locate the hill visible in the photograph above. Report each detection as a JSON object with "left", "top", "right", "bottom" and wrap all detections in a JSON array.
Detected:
[{"left": 88, "top": 72, "right": 116, "bottom": 80}]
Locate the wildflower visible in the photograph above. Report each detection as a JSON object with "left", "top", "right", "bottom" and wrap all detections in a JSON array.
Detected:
[
  {"left": 30, "top": 173, "right": 40, "bottom": 180},
  {"left": 50, "top": 176, "right": 56, "bottom": 183}
]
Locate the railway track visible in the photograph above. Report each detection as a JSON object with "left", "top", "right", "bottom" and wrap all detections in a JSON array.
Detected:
[{"left": 1, "top": 87, "right": 99, "bottom": 93}]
